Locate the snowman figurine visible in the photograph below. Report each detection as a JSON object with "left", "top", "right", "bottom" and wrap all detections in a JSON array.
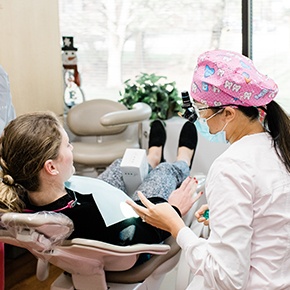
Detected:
[{"left": 61, "top": 36, "right": 84, "bottom": 108}]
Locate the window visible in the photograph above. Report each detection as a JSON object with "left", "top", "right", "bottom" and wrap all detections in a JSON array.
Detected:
[
  {"left": 252, "top": 0, "right": 290, "bottom": 113},
  {"left": 59, "top": 0, "right": 289, "bottom": 113}
]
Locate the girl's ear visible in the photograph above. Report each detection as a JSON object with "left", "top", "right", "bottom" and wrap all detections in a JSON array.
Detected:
[{"left": 43, "top": 160, "right": 59, "bottom": 175}]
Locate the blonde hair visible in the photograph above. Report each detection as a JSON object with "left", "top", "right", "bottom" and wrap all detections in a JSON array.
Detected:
[{"left": 0, "top": 111, "right": 62, "bottom": 212}]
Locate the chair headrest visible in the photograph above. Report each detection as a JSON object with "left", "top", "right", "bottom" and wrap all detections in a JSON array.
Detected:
[{"left": 0, "top": 211, "right": 74, "bottom": 252}]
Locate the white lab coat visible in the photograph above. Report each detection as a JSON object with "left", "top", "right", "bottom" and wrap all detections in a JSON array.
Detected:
[{"left": 177, "top": 132, "right": 290, "bottom": 290}]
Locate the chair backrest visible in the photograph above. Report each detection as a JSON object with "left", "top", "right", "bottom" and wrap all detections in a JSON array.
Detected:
[{"left": 65, "top": 100, "right": 152, "bottom": 171}]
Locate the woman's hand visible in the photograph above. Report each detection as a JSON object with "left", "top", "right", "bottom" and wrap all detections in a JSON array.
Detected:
[
  {"left": 126, "top": 177, "right": 203, "bottom": 238},
  {"left": 195, "top": 204, "right": 210, "bottom": 226},
  {"left": 168, "top": 176, "right": 202, "bottom": 216},
  {"left": 126, "top": 192, "right": 186, "bottom": 238}
]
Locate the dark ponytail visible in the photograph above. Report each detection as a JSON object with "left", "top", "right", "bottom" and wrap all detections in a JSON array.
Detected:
[
  {"left": 234, "top": 102, "right": 290, "bottom": 173},
  {"left": 213, "top": 102, "right": 289, "bottom": 172},
  {"left": 264, "top": 101, "right": 290, "bottom": 173}
]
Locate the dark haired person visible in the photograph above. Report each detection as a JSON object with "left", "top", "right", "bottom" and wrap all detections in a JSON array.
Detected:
[{"left": 128, "top": 49, "right": 290, "bottom": 289}]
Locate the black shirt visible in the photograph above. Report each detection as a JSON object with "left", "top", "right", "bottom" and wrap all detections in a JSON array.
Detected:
[{"left": 24, "top": 188, "right": 181, "bottom": 246}]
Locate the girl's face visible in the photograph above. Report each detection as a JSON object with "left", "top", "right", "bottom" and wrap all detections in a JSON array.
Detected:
[{"left": 54, "top": 127, "right": 75, "bottom": 181}]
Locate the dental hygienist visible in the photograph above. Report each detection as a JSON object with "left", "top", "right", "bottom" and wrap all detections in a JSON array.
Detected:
[{"left": 127, "top": 49, "right": 290, "bottom": 290}]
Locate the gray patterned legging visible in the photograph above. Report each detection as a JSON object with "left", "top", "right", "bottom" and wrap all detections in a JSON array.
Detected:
[{"left": 98, "top": 158, "right": 190, "bottom": 201}]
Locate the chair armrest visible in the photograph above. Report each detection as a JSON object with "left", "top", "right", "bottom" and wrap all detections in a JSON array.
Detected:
[
  {"left": 67, "top": 238, "right": 170, "bottom": 256},
  {"left": 100, "top": 102, "right": 152, "bottom": 126},
  {"left": 45, "top": 238, "right": 170, "bottom": 275}
]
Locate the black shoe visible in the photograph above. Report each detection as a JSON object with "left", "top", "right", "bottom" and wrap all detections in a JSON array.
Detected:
[
  {"left": 178, "top": 121, "right": 198, "bottom": 168},
  {"left": 148, "top": 119, "right": 166, "bottom": 163}
]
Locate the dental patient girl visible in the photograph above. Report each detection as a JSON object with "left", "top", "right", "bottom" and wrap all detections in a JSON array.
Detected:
[{"left": 0, "top": 112, "right": 200, "bottom": 246}]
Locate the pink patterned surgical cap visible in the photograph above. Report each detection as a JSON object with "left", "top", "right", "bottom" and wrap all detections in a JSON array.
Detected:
[{"left": 190, "top": 49, "right": 278, "bottom": 107}]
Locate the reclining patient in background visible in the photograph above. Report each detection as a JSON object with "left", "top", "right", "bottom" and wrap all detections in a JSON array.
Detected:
[
  {"left": 0, "top": 111, "right": 200, "bottom": 246},
  {"left": 0, "top": 65, "right": 16, "bottom": 133}
]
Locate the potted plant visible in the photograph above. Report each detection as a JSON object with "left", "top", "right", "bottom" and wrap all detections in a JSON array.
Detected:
[{"left": 119, "top": 72, "right": 182, "bottom": 120}]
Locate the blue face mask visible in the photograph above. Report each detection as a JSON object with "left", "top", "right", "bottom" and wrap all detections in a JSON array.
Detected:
[{"left": 194, "top": 111, "right": 228, "bottom": 143}]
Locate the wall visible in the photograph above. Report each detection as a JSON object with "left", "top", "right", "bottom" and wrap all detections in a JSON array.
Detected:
[{"left": 0, "top": 0, "right": 63, "bottom": 116}]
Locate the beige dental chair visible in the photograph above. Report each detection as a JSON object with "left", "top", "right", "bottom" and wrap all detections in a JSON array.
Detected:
[
  {"left": 0, "top": 211, "right": 172, "bottom": 290},
  {"left": 0, "top": 175, "right": 206, "bottom": 290},
  {"left": 65, "top": 99, "right": 152, "bottom": 174}
]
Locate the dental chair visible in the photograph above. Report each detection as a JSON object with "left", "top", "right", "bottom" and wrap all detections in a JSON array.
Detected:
[
  {"left": 0, "top": 210, "right": 172, "bottom": 290},
  {"left": 0, "top": 174, "right": 206, "bottom": 290},
  {"left": 65, "top": 99, "right": 152, "bottom": 174}
]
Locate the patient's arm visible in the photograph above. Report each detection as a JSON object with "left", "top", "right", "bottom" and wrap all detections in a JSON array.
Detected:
[
  {"left": 126, "top": 177, "right": 203, "bottom": 239},
  {"left": 127, "top": 194, "right": 186, "bottom": 238},
  {"left": 168, "top": 176, "right": 202, "bottom": 216}
]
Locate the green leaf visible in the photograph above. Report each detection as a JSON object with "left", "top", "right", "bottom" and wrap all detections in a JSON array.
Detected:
[{"left": 119, "top": 72, "right": 180, "bottom": 120}]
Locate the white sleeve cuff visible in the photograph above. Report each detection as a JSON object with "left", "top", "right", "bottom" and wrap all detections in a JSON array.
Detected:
[{"left": 176, "top": 226, "right": 199, "bottom": 249}]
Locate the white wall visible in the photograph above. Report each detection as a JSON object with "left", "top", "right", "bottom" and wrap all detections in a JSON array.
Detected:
[{"left": 0, "top": 0, "right": 63, "bottom": 116}]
